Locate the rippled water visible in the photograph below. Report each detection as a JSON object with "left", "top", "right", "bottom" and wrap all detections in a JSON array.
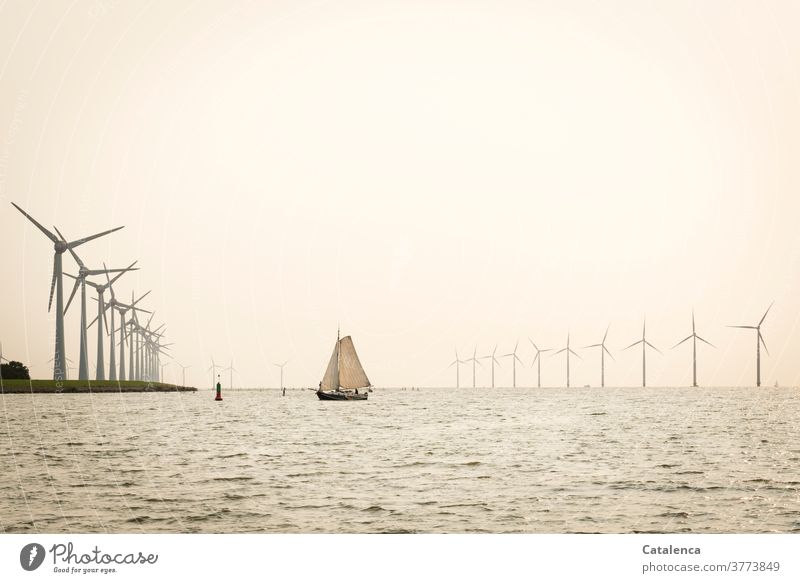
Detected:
[{"left": 1, "top": 387, "right": 799, "bottom": 533}]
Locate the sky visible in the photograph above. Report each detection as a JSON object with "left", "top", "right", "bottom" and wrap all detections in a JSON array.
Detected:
[{"left": 1, "top": 0, "right": 799, "bottom": 389}]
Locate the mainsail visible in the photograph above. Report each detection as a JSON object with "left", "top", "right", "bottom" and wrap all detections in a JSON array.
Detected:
[
  {"left": 338, "top": 336, "right": 371, "bottom": 389},
  {"left": 320, "top": 339, "right": 339, "bottom": 391}
]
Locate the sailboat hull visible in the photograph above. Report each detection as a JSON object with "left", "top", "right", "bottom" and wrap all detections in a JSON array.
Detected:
[{"left": 316, "top": 390, "right": 368, "bottom": 401}]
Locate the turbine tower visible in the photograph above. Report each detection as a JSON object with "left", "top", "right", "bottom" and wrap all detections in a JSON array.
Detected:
[
  {"left": 447, "top": 350, "right": 468, "bottom": 388},
  {"left": 11, "top": 202, "right": 123, "bottom": 380},
  {"left": 480, "top": 345, "right": 501, "bottom": 388},
  {"left": 85, "top": 261, "right": 138, "bottom": 380},
  {"left": 528, "top": 339, "right": 552, "bottom": 389},
  {"left": 465, "top": 345, "right": 482, "bottom": 388},
  {"left": 502, "top": 340, "right": 523, "bottom": 388},
  {"left": 274, "top": 360, "right": 288, "bottom": 389},
  {"left": 672, "top": 310, "right": 715, "bottom": 387},
  {"left": 584, "top": 325, "right": 614, "bottom": 388},
  {"left": 729, "top": 303, "right": 773, "bottom": 387},
  {"left": 623, "top": 319, "right": 662, "bottom": 387},
  {"left": 552, "top": 333, "right": 581, "bottom": 388}
]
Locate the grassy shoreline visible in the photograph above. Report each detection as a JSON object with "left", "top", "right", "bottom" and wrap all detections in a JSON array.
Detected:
[{"left": 0, "top": 379, "right": 198, "bottom": 393}]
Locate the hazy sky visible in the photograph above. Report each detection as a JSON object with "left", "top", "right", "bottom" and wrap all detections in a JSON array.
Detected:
[{"left": 1, "top": 0, "right": 799, "bottom": 388}]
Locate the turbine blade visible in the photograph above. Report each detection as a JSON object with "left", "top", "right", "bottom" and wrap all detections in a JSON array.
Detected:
[
  {"left": 671, "top": 335, "right": 692, "bottom": 349},
  {"left": 88, "top": 314, "right": 99, "bottom": 329},
  {"left": 552, "top": 348, "right": 567, "bottom": 356},
  {"left": 132, "top": 290, "right": 151, "bottom": 306},
  {"left": 603, "top": 324, "right": 610, "bottom": 343},
  {"left": 64, "top": 278, "right": 80, "bottom": 314},
  {"left": 696, "top": 336, "right": 715, "bottom": 348},
  {"left": 528, "top": 337, "right": 538, "bottom": 351},
  {"left": 584, "top": 344, "right": 601, "bottom": 349},
  {"left": 67, "top": 225, "right": 124, "bottom": 249},
  {"left": 102, "top": 305, "right": 109, "bottom": 335},
  {"left": 728, "top": 325, "right": 756, "bottom": 329},
  {"left": 48, "top": 256, "right": 58, "bottom": 312},
  {"left": 645, "top": 340, "right": 662, "bottom": 354},
  {"left": 11, "top": 203, "right": 60, "bottom": 242},
  {"left": 569, "top": 348, "right": 582, "bottom": 359},
  {"left": 604, "top": 345, "right": 615, "bottom": 360},
  {"left": 759, "top": 332, "right": 769, "bottom": 356},
  {"left": 108, "top": 261, "right": 137, "bottom": 286},
  {"left": 759, "top": 302, "right": 774, "bottom": 327},
  {"left": 622, "top": 340, "right": 642, "bottom": 351}
]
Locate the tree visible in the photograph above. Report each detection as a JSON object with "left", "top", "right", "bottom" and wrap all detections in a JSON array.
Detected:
[{"left": 1, "top": 361, "right": 30, "bottom": 380}]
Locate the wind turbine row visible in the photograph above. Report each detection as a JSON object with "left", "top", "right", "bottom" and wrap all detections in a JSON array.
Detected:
[
  {"left": 12, "top": 202, "right": 173, "bottom": 383},
  {"left": 445, "top": 306, "right": 774, "bottom": 388}
]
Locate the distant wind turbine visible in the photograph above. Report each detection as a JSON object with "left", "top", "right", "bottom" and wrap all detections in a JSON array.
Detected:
[
  {"left": 623, "top": 319, "right": 661, "bottom": 387},
  {"left": 465, "top": 346, "right": 482, "bottom": 388},
  {"left": 584, "top": 325, "right": 614, "bottom": 388},
  {"left": 502, "top": 340, "right": 523, "bottom": 388},
  {"left": 672, "top": 310, "right": 715, "bottom": 388},
  {"left": 528, "top": 338, "right": 552, "bottom": 388},
  {"left": 552, "top": 333, "right": 581, "bottom": 388},
  {"left": 729, "top": 303, "right": 773, "bottom": 387},
  {"left": 224, "top": 360, "right": 238, "bottom": 389},
  {"left": 176, "top": 362, "right": 191, "bottom": 387},
  {"left": 480, "top": 345, "right": 501, "bottom": 388},
  {"left": 274, "top": 360, "right": 289, "bottom": 389},
  {"left": 208, "top": 358, "right": 222, "bottom": 389},
  {"left": 447, "top": 350, "right": 468, "bottom": 389}
]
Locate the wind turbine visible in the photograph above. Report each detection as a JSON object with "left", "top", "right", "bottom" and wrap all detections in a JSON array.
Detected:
[
  {"left": 208, "top": 357, "right": 222, "bottom": 389},
  {"left": 729, "top": 303, "right": 773, "bottom": 387},
  {"left": 85, "top": 261, "right": 138, "bottom": 381},
  {"left": 11, "top": 202, "right": 123, "bottom": 380},
  {"left": 465, "top": 345, "right": 482, "bottom": 388},
  {"left": 274, "top": 360, "right": 288, "bottom": 389},
  {"left": 480, "top": 345, "right": 501, "bottom": 388},
  {"left": 447, "top": 350, "right": 468, "bottom": 388},
  {"left": 224, "top": 360, "right": 238, "bottom": 389},
  {"left": 108, "top": 290, "right": 150, "bottom": 381},
  {"left": 672, "top": 310, "right": 715, "bottom": 388},
  {"left": 623, "top": 319, "right": 661, "bottom": 387},
  {"left": 59, "top": 227, "right": 131, "bottom": 381},
  {"left": 584, "top": 325, "right": 614, "bottom": 388},
  {"left": 552, "top": 333, "right": 581, "bottom": 388},
  {"left": 176, "top": 362, "right": 191, "bottom": 387},
  {"left": 502, "top": 340, "right": 523, "bottom": 388},
  {"left": 528, "top": 338, "right": 551, "bottom": 388}
]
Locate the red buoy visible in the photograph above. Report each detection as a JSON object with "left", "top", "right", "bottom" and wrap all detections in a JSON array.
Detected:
[{"left": 215, "top": 380, "right": 222, "bottom": 401}]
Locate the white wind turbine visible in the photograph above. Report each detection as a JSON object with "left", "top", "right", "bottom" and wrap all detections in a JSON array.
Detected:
[
  {"left": 502, "top": 340, "right": 523, "bottom": 388},
  {"left": 274, "top": 360, "right": 288, "bottom": 389},
  {"left": 584, "top": 325, "right": 614, "bottom": 388},
  {"left": 85, "top": 261, "right": 138, "bottom": 381},
  {"left": 672, "top": 310, "right": 715, "bottom": 388},
  {"left": 108, "top": 290, "right": 150, "bottom": 381},
  {"left": 447, "top": 350, "right": 468, "bottom": 388},
  {"left": 552, "top": 333, "right": 581, "bottom": 388},
  {"left": 208, "top": 357, "right": 222, "bottom": 389},
  {"left": 623, "top": 319, "right": 661, "bottom": 387},
  {"left": 176, "top": 362, "right": 191, "bottom": 387},
  {"left": 60, "top": 230, "right": 133, "bottom": 382},
  {"left": 465, "top": 345, "right": 482, "bottom": 388},
  {"left": 729, "top": 303, "right": 773, "bottom": 388},
  {"left": 224, "top": 360, "right": 238, "bottom": 389},
  {"left": 11, "top": 202, "right": 123, "bottom": 380},
  {"left": 528, "top": 338, "right": 552, "bottom": 389},
  {"left": 480, "top": 345, "right": 501, "bottom": 388}
]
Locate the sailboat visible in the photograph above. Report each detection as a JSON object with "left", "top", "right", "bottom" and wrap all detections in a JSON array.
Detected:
[{"left": 317, "top": 330, "right": 371, "bottom": 401}]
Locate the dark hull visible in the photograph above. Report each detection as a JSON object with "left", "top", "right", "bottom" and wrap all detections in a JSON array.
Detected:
[{"left": 317, "top": 390, "right": 368, "bottom": 401}]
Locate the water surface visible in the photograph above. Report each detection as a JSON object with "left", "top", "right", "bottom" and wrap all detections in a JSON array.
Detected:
[{"left": 1, "top": 387, "right": 798, "bottom": 533}]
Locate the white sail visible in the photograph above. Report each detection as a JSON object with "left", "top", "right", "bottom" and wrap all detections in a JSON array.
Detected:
[
  {"left": 338, "top": 336, "right": 371, "bottom": 389},
  {"left": 320, "top": 339, "right": 339, "bottom": 390}
]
